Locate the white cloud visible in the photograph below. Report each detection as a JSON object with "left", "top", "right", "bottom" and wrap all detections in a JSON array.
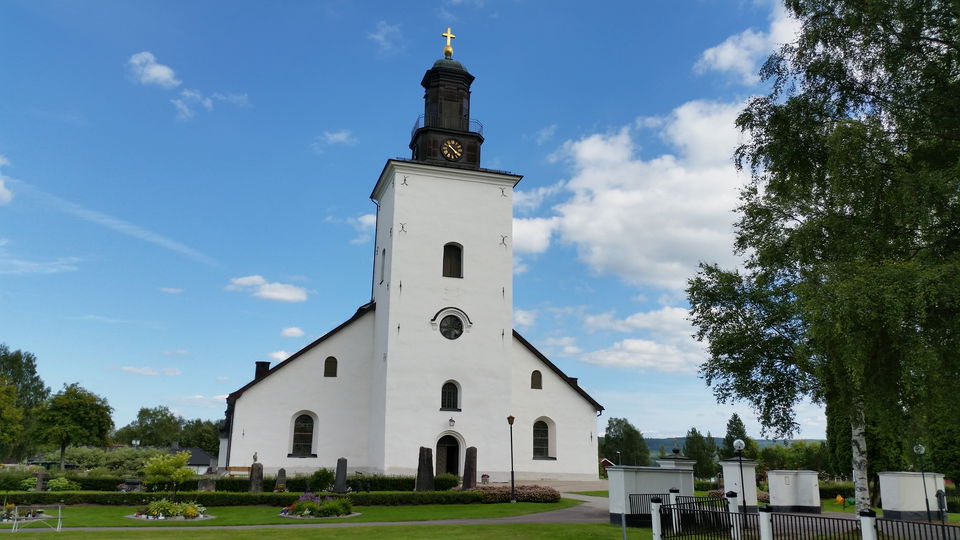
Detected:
[
  {"left": 167, "top": 394, "right": 228, "bottom": 408},
  {"left": 215, "top": 376, "right": 230, "bottom": 382},
  {"left": 121, "top": 366, "right": 182, "bottom": 376},
  {"left": 513, "top": 308, "right": 537, "bottom": 328},
  {"left": 367, "top": 21, "right": 403, "bottom": 55},
  {"left": 0, "top": 155, "right": 9, "bottom": 167},
  {"left": 0, "top": 156, "right": 12, "bottom": 205},
  {"left": 160, "top": 287, "right": 183, "bottom": 295},
  {"left": 162, "top": 349, "right": 189, "bottom": 356},
  {"left": 212, "top": 92, "right": 251, "bottom": 107},
  {"left": 227, "top": 275, "right": 308, "bottom": 302},
  {"left": 171, "top": 89, "right": 214, "bottom": 121},
  {"left": 349, "top": 213, "right": 376, "bottom": 244},
  {"left": 513, "top": 183, "right": 563, "bottom": 213},
  {"left": 512, "top": 217, "right": 559, "bottom": 254},
  {"left": 0, "top": 239, "right": 79, "bottom": 274},
  {"left": 269, "top": 350, "right": 289, "bottom": 361},
  {"left": 695, "top": 3, "right": 800, "bottom": 85},
  {"left": 127, "top": 51, "right": 181, "bottom": 88},
  {"left": 535, "top": 124, "right": 558, "bottom": 145},
  {"left": 580, "top": 306, "right": 705, "bottom": 375},
  {"left": 541, "top": 100, "right": 744, "bottom": 290},
  {"left": 281, "top": 327, "right": 304, "bottom": 337},
  {"left": 540, "top": 336, "right": 582, "bottom": 357}
]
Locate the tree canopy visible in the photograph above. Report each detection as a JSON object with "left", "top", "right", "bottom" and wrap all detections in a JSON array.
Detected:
[
  {"left": 687, "top": 0, "right": 960, "bottom": 510},
  {"left": 601, "top": 417, "right": 650, "bottom": 466},
  {"left": 36, "top": 383, "right": 114, "bottom": 469},
  {"left": 113, "top": 407, "right": 220, "bottom": 456},
  {"left": 0, "top": 344, "right": 50, "bottom": 460},
  {"left": 684, "top": 427, "right": 718, "bottom": 479}
]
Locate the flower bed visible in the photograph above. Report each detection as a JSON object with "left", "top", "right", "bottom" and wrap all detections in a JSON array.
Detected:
[
  {"left": 279, "top": 492, "right": 353, "bottom": 518},
  {"left": 127, "top": 499, "right": 211, "bottom": 520},
  {"left": 457, "top": 484, "right": 561, "bottom": 503}
]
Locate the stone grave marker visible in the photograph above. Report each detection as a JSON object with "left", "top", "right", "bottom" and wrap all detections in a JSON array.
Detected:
[
  {"left": 334, "top": 458, "right": 348, "bottom": 493},
  {"left": 462, "top": 446, "right": 477, "bottom": 489},
  {"left": 415, "top": 447, "right": 434, "bottom": 491}
]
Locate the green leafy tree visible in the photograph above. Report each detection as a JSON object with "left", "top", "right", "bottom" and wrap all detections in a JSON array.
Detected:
[
  {"left": 36, "top": 383, "right": 113, "bottom": 469},
  {"left": 179, "top": 419, "right": 220, "bottom": 457},
  {"left": 688, "top": 0, "right": 960, "bottom": 511},
  {"left": 601, "top": 417, "right": 650, "bottom": 466},
  {"left": 114, "top": 406, "right": 184, "bottom": 448},
  {"left": 0, "top": 344, "right": 50, "bottom": 460},
  {"left": 684, "top": 427, "right": 717, "bottom": 479},
  {"left": 0, "top": 377, "right": 24, "bottom": 451},
  {"left": 143, "top": 451, "right": 194, "bottom": 500}
]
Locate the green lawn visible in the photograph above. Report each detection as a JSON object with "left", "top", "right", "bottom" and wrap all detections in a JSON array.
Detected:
[
  {"left": 570, "top": 490, "right": 608, "bottom": 498},
  {"left": 1, "top": 499, "right": 581, "bottom": 529},
  {"left": 0, "top": 523, "right": 655, "bottom": 539}
]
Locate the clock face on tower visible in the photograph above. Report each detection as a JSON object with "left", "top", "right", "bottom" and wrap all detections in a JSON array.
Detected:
[{"left": 440, "top": 139, "right": 464, "bottom": 161}]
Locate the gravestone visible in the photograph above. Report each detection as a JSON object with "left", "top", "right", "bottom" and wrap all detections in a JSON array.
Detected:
[
  {"left": 275, "top": 468, "right": 287, "bottom": 491},
  {"left": 462, "top": 447, "right": 477, "bottom": 489},
  {"left": 249, "top": 462, "right": 264, "bottom": 493},
  {"left": 198, "top": 475, "right": 216, "bottom": 492},
  {"left": 415, "top": 446, "right": 434, "bottom": 491},
  {"left": 334, "top": 458, "right": 348, "bottom": 493},
  {"left": 35, "top": 470, "right": 47, "bottom": 492}
]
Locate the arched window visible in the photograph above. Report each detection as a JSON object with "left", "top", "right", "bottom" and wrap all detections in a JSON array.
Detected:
[
  {"left": 291, "top": 414, "right": 314, "bottom": 457},
  {"left": 533, "top": 421, "right": 549, "bottom": 458},
  {"left": 441, "top": 381, "right": 459, "bottom": 410},
  {"left": 324, "top": 357, "right": 337, "bottom": 377},
  {"left": 442, "top": 243, "right": 463, "bottom": 278},
  {"left": 531, "top": 370, "right": 542, "bottom": 389}
]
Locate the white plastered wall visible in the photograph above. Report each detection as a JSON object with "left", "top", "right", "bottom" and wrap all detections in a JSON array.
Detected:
[{"left": 228, "top": 310, "right": 375, "bottom": 474}]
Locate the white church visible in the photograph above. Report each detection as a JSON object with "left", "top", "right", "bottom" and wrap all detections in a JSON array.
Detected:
[{"left": 221, "top": 32, "right": 603, "bottom": 481}]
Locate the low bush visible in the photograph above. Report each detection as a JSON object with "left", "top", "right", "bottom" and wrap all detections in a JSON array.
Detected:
[
  {"left": 695, "top": 480, "right": 720, "bottom": 492},
  {"left": 47, "top": 477, "right": 81, "bottom": 491},
  {"left": 280, "top": 492, "right": 352, "bottom": 517},
  {"left": 346, "top": 474, "right": 415, "bottom": 492},
  {"left": 461, "top": 484, "right": 561, "bottom": 503},
  {"left": 137, "top": 499, "right": 207, "bottom": 519},
  {"left": 19, "top": 477, "right": 36, "bottom": 491},
  {"left": 434, "top": 473, "right": 459, "bottom": 491},
  {"left": 0, "top": 471, "right": 34, "bottom": 491},
  {"left": 348, "top": 490, "right": 484, "bottom": 506}
]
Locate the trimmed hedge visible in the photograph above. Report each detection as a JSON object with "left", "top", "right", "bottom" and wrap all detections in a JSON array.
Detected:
[
  {"left": 819, "top": 481, "right": 855, "bottom": 499},
  {"left": 0, "top": 489, "right": 490, "bottom": 506},
  {"left": 695, "top": 480, "right": 721, "bottom": 492}
]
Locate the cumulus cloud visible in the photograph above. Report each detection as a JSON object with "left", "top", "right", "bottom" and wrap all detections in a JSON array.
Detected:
[
  {"left": 513, "top": 308, "right": 537, "bottom": 328},
  {"left": 513, "top": 183, "right": 564, "bottom": 214},
  {"left": 695, "top": 3, "right": 801, "bottom": 84},
  {"left": 535, "top": 124, "right": 558, "bottom": 145},
  {"left": 512, "top": 217, "right": 559, "bottom": 254},
  {"left": 312, "top": 130, "right": 359, "bottom": 153},
  {"left": 0, "top": 155, "right": 12, "bottom": 205},
  {"left": 367, "top": 21, "right": 403, "bottom": 55},
  {"left": 226, "top": 275, "right": 308, "bottom": 302},
  {"left": 121, "top": 366, "right": 182, "bottom": 376},
  {"left": 127, "top": 51, "right": 181, "bottom": 88},
  {"left": 269, "top": 350, "right": 288, "bottom": 361},
  {"left": 580, "top": 306, "right": 705, "bottom": 375},
  {"left": 281, "top": 327, "right": 304, "bottom": 337},
  {"left": 541, "top": 100, "right": 744, "bottom": 290},
  {"left": 540, "top": 336, "right": 582, "bottom": 357},
  {"left": 160, "top": 287, "right": 183, "bottom": 295}
]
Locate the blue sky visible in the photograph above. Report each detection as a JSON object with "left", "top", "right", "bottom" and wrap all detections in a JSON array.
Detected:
[{"left": 0, "top": 0, "right": 825, "bottom": 440}]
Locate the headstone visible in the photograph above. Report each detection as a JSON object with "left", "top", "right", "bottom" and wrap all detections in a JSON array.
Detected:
[
  {"left": 35, "top": 470, "right": 47, "bottom": 491},
  {"left": 198, "top": 475, "right": 216, "bottom": 492},
  {"left": 462, "top": 447, "right": 477, "bottom": 489},
  {"left": 415, "top": 446, "right": 434, "bottom": 491},
  {"left": 334, "top": 458, "right": 348, "bottom": 493},
  {"left": 249, "top": 462, "right": 264, "bottom": 493},
  {"left": 275, "top": 468, "right": 287, "bottom": 491}
]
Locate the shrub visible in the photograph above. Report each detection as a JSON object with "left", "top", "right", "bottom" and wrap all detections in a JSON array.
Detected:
[
  {"left": 818, "top": 481, "right": 855, "bottom": 499},
  {"left": 461, "top": 484, "right": 561, "bottom": 503},
  {"left": 310, "top": 469, "right": 335, "bottom": 492},
  {"left": 695, "top": 480, "right": 720, "bottom": 492},
  {"left": 434, "top": 473, "right": 459, "bottom": 491},
  {"left": 346, "top": 474, "right": 415, "bottom": 492},
  {"left": 19, "top": 477, "right": 36, "bottom": 491},
  {"left": 757, "top": 491, "right": 770, "bottom": 503},
  {"left": 47, "top": 477, "right": 81, "bottom": 491},
  {"left": 280, "top": 492, "right": 353, "bottom": 517},
  {"left": 707, "top": 489, "right": 726, "bottom": 498},
  {"left": 0, "top": 471, "right": 34, "bottom": 491},
  {"left": 140, "top": 498, "right": 206, "bottom": 519}
]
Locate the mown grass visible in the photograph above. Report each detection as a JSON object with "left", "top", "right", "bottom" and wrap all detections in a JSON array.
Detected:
[
  {"left": 570, "top": 490, "right": 608, "bottom": 497},
  {"left": 1, "top": 498, "right": 581, "bottom": 529},
  {"left": 0, "top": 523, "right": 655, "bottom": 539}
]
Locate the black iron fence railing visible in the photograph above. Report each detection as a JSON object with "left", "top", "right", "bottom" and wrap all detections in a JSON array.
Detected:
[
  {"left": 771, "top": 512, "right": 861, "bottom": 539},
  {"left": 411, "top": 114, "right": 483, "bottom": 137},
  {"left": 659, "top": 505, "right": 761, "bottom": 540},
  {"left": 876, "top": 517, "right": 960, "bottom": 540},
  {"left": 629, "top": 493, "right": 671, "bottom": 515}
]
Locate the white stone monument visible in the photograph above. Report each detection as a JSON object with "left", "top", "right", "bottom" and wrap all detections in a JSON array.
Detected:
[
  {"left": 607, "top": 463, "right": 694, "bottom": 526},
  {"left": 768, "top": 470, "right": 820, "bottom": 513},
  {"left": 721, "top": 458, "right": 758, "bottom": 512},
  {"left": 878, "top": 471, "right": 946, "bottom": 521}
]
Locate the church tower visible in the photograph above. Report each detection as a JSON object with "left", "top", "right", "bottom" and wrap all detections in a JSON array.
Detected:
[{"left": 368, "top": 29, "right": 522, "bottom": 475}]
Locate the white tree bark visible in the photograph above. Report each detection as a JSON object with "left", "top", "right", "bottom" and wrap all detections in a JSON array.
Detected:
[{"left": 851, "top": 407, "right": 871, "bottom": 512}]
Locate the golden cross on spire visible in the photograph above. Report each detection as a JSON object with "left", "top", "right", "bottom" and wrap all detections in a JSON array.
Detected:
[{"left": 442, "top": 27, "right": 456, "bottom": 58}]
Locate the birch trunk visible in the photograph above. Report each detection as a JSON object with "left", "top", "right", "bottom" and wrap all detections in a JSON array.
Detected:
[{"left": 851, "top": 407, "right": 871, "bottom": 512}]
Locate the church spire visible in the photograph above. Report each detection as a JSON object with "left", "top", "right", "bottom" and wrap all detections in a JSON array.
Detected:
[{"left": 409, "top": 29, "right": 484, "bottom": 169}]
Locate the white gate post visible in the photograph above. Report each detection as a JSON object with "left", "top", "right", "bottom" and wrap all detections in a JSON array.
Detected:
[
  {"left": 669, "top": 487, "right": 681, "bottom": 533},
  {"left": 758, "top": 505, "right": 773, "bottom": 540},
  {"left": 859, "top": 509, "right": 878, "bottom": 540},
  {"left": 727, "top": 491, "right": 742, "bottom": 540},
  {"left": 651, "top": 497, "right": 664, "bottom": 540}
]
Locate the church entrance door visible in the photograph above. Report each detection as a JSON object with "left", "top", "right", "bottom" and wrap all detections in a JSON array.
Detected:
[{"left": 436, "top": 435, "right": 459, "bottom": 476}]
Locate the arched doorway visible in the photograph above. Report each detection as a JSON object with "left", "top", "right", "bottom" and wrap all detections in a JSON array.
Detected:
[{"left": 436, "top": 435, "right": 460, "bottom": 476}]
